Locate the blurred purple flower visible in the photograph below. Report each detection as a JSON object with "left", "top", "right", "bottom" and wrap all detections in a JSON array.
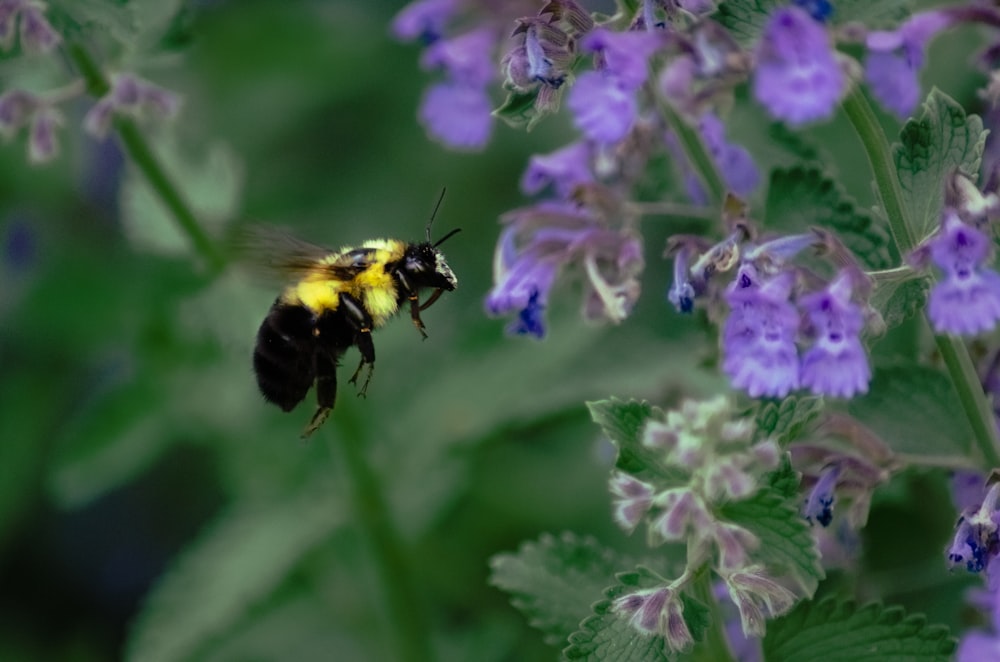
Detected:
[
  {"left": 27, "top": 107, "right": 61, "bottom": 164},
  {"left": 83, "top": 74, "right": 181, "bottom": 139},
  {"left": 520, "top": 141, "right": 592, "bottom": 198},
  {"left": 668, "top": 242, "right": 696, "bottom": 313},
  {"left": 420, "top": 27, "right": 495, "bottom": 86},
  {"left": 947, "top": 483, "right": 1000, "bottom": 573},
  {"left": 391, "top": 0, "right": 459, "bottom": 43},
  {"left": 698, "top": 113, "right": 760, "bottom": 197},
  {"left": 958, "top": 557, "right": 1000, "bottom": 661},
  {"left": 753, "top": 6, "right": 845, "bottom": 126},
  {"left": 793, "top": 0, "right": 833, "bottom": 23},
  {"left": 581, "top": 28, "right": 662, "bottom": 90},
  {"left": 0, "top": 89, "right": 38, "bottom": 139},
  {"left": 803, "top": 464, "right": 840, "bottom": 527},
  {"left": 419, "top": 81, "right": 493, "bottom": 150},
  {"left": 0, "top": 0, "right": 59, "bottom": 54},
  {"left": 799, "top": 271, "right": 870, "bottom": 398},
  {"left": 865, "top": 10, "right": 955, "bottom": 118},
  {"left": 567, "top": 71, "right": 637, "bottom": 144},
  {"left": 927, "top": 211, "right": 1000, "bottom": 336}
]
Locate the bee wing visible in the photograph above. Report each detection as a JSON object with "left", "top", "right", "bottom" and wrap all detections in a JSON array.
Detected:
[{"left": 233, "top": 225, "right": 337, "bottom": 284}]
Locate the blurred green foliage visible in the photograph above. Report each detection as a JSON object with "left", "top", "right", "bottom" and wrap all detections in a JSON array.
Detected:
[{"left": 0, "top": 0, "right": 991, "bottom": 660}]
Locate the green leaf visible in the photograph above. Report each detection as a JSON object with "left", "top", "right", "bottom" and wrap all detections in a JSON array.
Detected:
[
  {"left": 715, "top": 0, "right": 910, "bottom": 47},
  {"left": 125, "top": 481, "right": 345, "bottom": 662},
  {"left": 493, "top": 89, "right": 543, "bottom": 130},
  {"left": 751, "top": 396, "right": 824, "bottom": 446},
  {"left": 893, "top": 88, "right": 987, "bottom": 244},
  {"left": 847, "top": 364, "right": 974, "bottom": 458},
  {"left": 763, "top": 598, "right": 956, "bottom": 661},
  {"left": 766, "top": 455, "right": 801, "bottom": 500},
  {"left": 868, "top": 275, "right": 930, "bottom": 333},
  {"left": 489, "top": 532, "right": 624, "bottom": 646},
  {"left": 587, "top": 399, "right": 687, "bottom": 484},
  {"left": 764, "top": 166, "right": 894, "bottom": 269},
  {"left": 720, "top": 487, "right": 824, "bottom": 595},
  {"left": 564, "top": 568, "right": 678, "bottom": 662}
]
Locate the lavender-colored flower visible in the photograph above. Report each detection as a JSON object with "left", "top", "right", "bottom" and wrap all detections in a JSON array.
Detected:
[
  {"left": 954, "top": 471, "right": 987, "bottom": 512},
  {"left": 958, "top": 557, "right": 1000, "bottom": 661},
  {"left": 391, "top": 0, "right": 458, "bottom": 43},
  {"left": 520, "top": 141, "right": 592, "bottom": 198},
  {"left": 486, "top": 228, "right": 559, "bottom": 338},
  {"left": 799, "top": 271, "right": 870, "bottom": 398},
  {"left": 0, "top": 89, "right": 38, "bottom": 139},
  {"left": 567, "top": 71, "right": 637, "bottom": 144},
  {"left": 753, "top": 6, "right": 845, "bottom": 126},
  {"left": 18, "top": 2, "right": 59, "bottom": 55},
  {"left": 947, "top": 483, "right": 1000, "bottom": 573},
  {"left": 581, "top": 28, "right": 662, "bottom": 91},
  {"left": 420, "top": 27, "right": 495, "bottom": 86},
  {"left": 609, "top": 472, "right": 654, "bottom": 533},
  {"left": 613, "top": 586, "right": 693, "bottom": 651},
  {"left": 698, "top": 113, "right": 760, "bottom": 197},
  {"left": 927, "top": 211, "right": 1000, "bottom": 336},
  {"left": 83, "top": 74, "right": 181, "bottom": 139},
  {"left": 865, "top": 10, "right": 954, "bottom": 118},
  {"left": 27, "top": 106, "right": 60, "bottom": 164},
  {"left": 793, "top": 0, "right": 833, "bottom": 23},
  {"left": 419, "top": 81, "right": 493, "bottom": 150},
  {"left": 652, "top": 489, "right": 711, "bottom": 541},
  {"left": 723, "top": 567, "right": 797, "bottom": 637},
  {"left": 803, "top": 464, "right": 840, "bottom": 527},
  {"left": 722, "top": 269, "right": 800, "bottom": 398},
  {"left": 668, "top": 242, "right": 696, "bottom": 313}
]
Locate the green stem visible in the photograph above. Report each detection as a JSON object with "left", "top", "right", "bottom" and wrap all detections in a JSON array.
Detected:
[
  {"left": 688, "top": 568, "right": 735, "bottom": 662},
  {"left": 333, "top": 409, "right": 433, "bottom": 662},
  {"left": 843, "top": 87, "right": 1000, "bottom": 468},
  {"left": 65, "top": 42, "right": 226, "bottom": 272},
  {"left": 658, "top": 100, "right": 727, "bottom": 206}
]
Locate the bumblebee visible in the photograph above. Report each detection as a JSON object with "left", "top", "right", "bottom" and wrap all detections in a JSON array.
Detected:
[{"left": 249, "top": 211, "right": 459, "bottom": 437}]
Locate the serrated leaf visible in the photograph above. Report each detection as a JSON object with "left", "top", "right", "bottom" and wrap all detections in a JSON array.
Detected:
[
  {"left": 893, "top": 88, "right": 987, "bottom": 244},
  {"left": 766, "top": 455, "right": 801, "bottom": 500},
  {"left": 125, "top": 481, "right": 345, "bottom": 662},
  {"left": 751, "top": 396, "right": 824, "bottom": 445},
  {"left": 847, "top": 364, "right": 973, "bottom": 457},
  {"left": 564, "top": 568, "right": 677, "bottom": 662},
  {"left": 720, "top": 487, "right": 824, "bottom": 595},
  {"left": 587, "top": 399, "right": 687, "bottom": 484},
  {"left": 763, "top": 598, "right": 956, "bottom": 661},
  {"left": 489, "top": 532, "right": 624, "bottom": 646},
  {"left": 869, "top": 275, "right": 929, "bottom": 333},
  {"left": 764, "top": 166, "right": 894, "bottom": 269}
]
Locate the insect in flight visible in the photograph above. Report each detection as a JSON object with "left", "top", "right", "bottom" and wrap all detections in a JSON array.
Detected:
[{"left": 249, "top": 192, "right": 459, "bottom": 437}]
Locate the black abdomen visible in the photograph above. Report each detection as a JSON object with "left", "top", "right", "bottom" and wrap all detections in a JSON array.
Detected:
[{"left": 253, "top": 301, "right": 319, "bottom": 411}]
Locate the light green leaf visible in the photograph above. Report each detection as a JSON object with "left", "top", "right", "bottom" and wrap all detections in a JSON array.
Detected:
[
  {"left": 125, "top": 480, "right": 345, "bottom": 662},
  {"left": 493, "top": 89, "right": 543, "bottom": 130},
  {"left": 868, "top": 275, "right": 929, "bottom": 333},
  {"left": 489, "top": 532, "right": 624, "bottom": 646},
  {"left": 764, "top": 166, "right": 894, "bottom": 269},
  {"left": 720, "top": 487, "right": 823, "bottom": 596},
  {"left": 587, "top": 398, "right": 687, "bottom": 484},
  {"left": 893, "top": 88, "right": 987, "bottom": 244},
  {"left": 763, "top": 598, "right": 956, "bottom": 661},
  {"left": 847, "top": 365, "right": 974, "bottom": 457},
  {"left": 750, "top": 396, "right": 824, "bottom": 446}
]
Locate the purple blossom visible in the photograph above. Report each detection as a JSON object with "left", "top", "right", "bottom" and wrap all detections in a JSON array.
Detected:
[
  {"left": 927, "top": 211, "right": 1000, "bottom": 336},
  {"left": 18, "top": 3, "right": 59, "bottom": 54},
  {"left": 958, "top": 557, "right": 1000, "bottom": 661},
  {"left": 798, "top": 271, "right": 871, "bottom": 398},
  {"left": 609, "top": 472, "right": 654, "bottom": 533},
  {"left": 803, "top": 464, "right": 840, "bottom": 527},
  {"left": 865, "top": 10, "right": 954, "bottom": 118},
  {"left": 520, "top": 141, "right": 593, "bottom": 198},
  {"left": 391, "top": 0, "right": 459, "bottom": 43},
  {"left": 83, "top": 74, "right": 181, "bottom": 139},
  {"left": 947, "top": 483, "right": 1000, "bottom": 573},
  {"left": 485, "top": 227, "right": 559, "bottom": 338},
  {"left": 567, "top": 71, "right": 637, "bottom": 144},
  {"left": 420, "top": 27, "right": 496, "bottom": 86},
  {"left": 581, "top": 28, "right": 662, "bottom": 91},
  {"left": 698, "top": 113, "right": 760, "bottom": 197},
  {"left": 613, "top": 586, "right": 693, "bottom": 651},
  {"left": 723, "top": 567, "right": 797, "bottom": 637},
  {"left": 0, "top": 89, "right": 38, "bottom": 138},
  {"left": 419, "top": 81, "right": 493, "bottom": 150},
  {"left": 27, "top": 107, "right": 61, "bottom": 164},
  {"left": 668, "top": 243, "right": 696, "bottom": 313},
  {"left": 722, "top": 269, "right": 800, "bottom": 398},
  {"left": 753, "top": 6, "right": 845, "bottom": 126}
]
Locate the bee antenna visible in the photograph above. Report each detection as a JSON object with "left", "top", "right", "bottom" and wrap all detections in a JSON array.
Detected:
[
  {"left": 433, "top": 227, "right": 461, "bottom": 248},
  {"left": 426, "top": 187, "right": 447, "bottom": 243}
]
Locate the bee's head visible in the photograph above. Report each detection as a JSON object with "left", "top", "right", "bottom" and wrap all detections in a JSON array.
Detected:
[{"left": 405, "top": 234, "right": 459, "bottom": 291}]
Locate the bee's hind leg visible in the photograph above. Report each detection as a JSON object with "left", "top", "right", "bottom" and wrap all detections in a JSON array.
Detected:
[
  {"left": 302, "top": 352, "right": 338, "bottom": 438},
  {"left": 340, "top": 293, "right": 376, "bottom": 397}
]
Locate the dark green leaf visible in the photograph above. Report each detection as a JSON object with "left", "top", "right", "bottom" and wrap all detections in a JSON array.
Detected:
[
  {"left": 869, "top": 275, "right": 930, "bottom": 333},
  {"left": 893, "top": 88, "right": 987, "bottom": 243},
  {"left": 766, "top": 455, "right": 801, "bottom": 500},
  {"left": 751, "top": 396, "right": 824, "bottom": 446},
  {"left": 720, "top": 487, "right": 824, "bottom": 595},
  {"left": 587, "top": 399, "right": 687, "bottom": 484},
  {"left": 763, "top": 598, "right": 956, "bottom": 661},
  {"left": 489, "top": 532, "right": 624, "bottom": 646},
  {"left": 847, "top": 365, "right": 974, "bottom": 457},
  {"left": 493, "top": 89, "right": 543, "bottom": 130},
  {"left": 764, "top": 166, "right": 894, "bottom": 269}
]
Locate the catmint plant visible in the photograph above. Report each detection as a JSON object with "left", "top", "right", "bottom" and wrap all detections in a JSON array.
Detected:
[{"left": 392, "top": 0, "right": 1000, "bottom": 657}]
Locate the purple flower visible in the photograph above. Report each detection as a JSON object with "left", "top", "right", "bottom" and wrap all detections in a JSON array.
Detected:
[
  {"left": 27, "top": 107, "right": 61, "bottom": 164},
  {"left": 18, "top": 2, "right": 59, "bottom": 54},
  {"left": 486, "top": 228, "right": 559, "bottom": 338},
  {"left": 420, "top": 27, "right": 495, "bottom": 86},
  {"left": 391, "top": 0, "right": 459, "bottom": 43},
  {"left": 520, "top": 141, "right": 593, "bottom": 198},
  {"left": 581, "top": 28, "right": 662, "bottom": 90},
  {"left": 958, "top": 557, "right": 1000, "bottom": 661},
  {"left": 419, "top": 81, "right": 493, "bottom": 150},
  {"left": 799, "top": 271, "right": 870, "bottom": 398},
  {"left": 0, "top": 89, "right": 38, "bottom": 139},
  {"left": 83, "top": 74, "right": 181, "bottom": 139},
  {"left": 793, "top": 0, "right": 833, "bottom": 23},
  {"left": 722, "top": 268, "right": 800, "bottom": 398},
  {"left": 927, "top": 211, "right": 1000, "bottom": 336},
  {"left": 947, "top": 483, "right": 1000, "bottom": 573},
  {"left": 567, "top": 71, "right": 637, "bottom": 144},
  {"left": 753, "top": 6, "right": 845, "bottom": 126},
  {"left": 803, "top": 464, "right": 840, "bottom": 527},
  {"left": 609, "top": 472, "right": 654, "bottom": 533},
  {"left": 698, "top": 113, "right": 760, "bottom": 197},
  {"left": 668, "top": 243, "right": 696, "bottom": 313},
  {"left": 865, "top": 10, "right": 954, "bottom": 118},
  {"left": 722, "top": 567, "right": 797, "bottom": 638}
]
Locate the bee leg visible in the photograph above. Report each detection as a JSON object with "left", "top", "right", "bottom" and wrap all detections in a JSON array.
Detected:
[
  {"left": 302, "top": 352, "right": 338, "bottom": 439},
  {"left": 340, "top": 293, "right": 376, "bottom": 396},
  {"left": 408, "top": 294, "right": 428, "bottom": 340}
]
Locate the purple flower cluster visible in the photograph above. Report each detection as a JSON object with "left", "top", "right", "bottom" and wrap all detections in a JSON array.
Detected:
[{"left": 717, "top": 256, "right": 871, "bottom": 400}]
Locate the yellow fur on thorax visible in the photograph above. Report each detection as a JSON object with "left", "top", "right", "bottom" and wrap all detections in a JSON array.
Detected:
[{"left": 281, "top": 239, "right": 405, "bottom": 327}]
